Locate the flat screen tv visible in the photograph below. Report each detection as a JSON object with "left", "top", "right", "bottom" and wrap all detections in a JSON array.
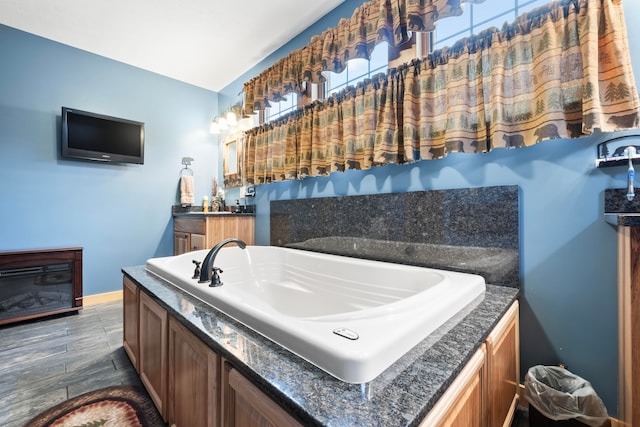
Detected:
[{"left": 61, "top": 107, "right": 145, "bottom": 164}]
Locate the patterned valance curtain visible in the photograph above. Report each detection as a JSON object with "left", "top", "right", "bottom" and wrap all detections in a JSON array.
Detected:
[
  {"left": 240, "top": 0, "right": 639, "bottom": 186},
  {"left": 243, "top": 0, "right": 485, "bottom": 112}
]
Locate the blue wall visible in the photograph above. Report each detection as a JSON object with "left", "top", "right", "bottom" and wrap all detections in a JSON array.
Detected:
[
  {"left": 218, "top": 0, "right": 640, "bottom": 416},
  {"left": 0, "top": 24, "right": 219, "bottom": 295}
]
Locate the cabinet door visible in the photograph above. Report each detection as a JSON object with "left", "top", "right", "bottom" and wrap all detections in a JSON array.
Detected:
[
  {"left": 168, "top": 317, "right": 219, "bottom": 427},
  {"left": 236, "top": 217, "right": 255, "bottom": 245},
  {"left": 139, "top": 291, "right": 168, "bottom": 420},
  {"left": 221, "top": 360, "right": 301, "bottom": 427},
  {"left": 174, "top": 232, "right": 190, "bottom": 256},
  {"left": 191, "top": 233, "right": 206, "bottom": 252},
  {"left": 419, "top": 345, "right": 486, "bottom": 427},
  {"left": 123, "top": 276, "right": 139, "bottom": 371},
  {"left": 486, "top": 301, "right": 519, "bottom": 427}
]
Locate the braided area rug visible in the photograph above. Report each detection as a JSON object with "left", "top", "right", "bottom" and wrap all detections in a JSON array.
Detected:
[{"left": 24, "top": 385, "right": 165, "bottom": 427}]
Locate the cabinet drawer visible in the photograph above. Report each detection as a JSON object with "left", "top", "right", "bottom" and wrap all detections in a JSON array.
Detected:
[{"left": 174, "top": 217, "right": 206, "bottom": 234}]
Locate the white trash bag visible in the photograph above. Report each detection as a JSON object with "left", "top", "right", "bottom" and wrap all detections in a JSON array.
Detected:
[{"left": 525, "top": 365, "right": 609, "bottom": 427}]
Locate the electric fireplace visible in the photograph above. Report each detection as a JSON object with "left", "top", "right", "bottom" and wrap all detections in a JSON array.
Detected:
[{"left": 0, "top": 247, "right": 83, "bottom": 325}]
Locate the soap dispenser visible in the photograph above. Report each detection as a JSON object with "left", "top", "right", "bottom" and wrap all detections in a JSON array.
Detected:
[{"left": 233, "top": 200, "right": 241, "bottom": 213}]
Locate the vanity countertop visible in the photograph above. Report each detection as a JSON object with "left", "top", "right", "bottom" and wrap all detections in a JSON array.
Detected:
[
  {"left": 172, "top": 211, "right": 255, "bottom": 217},
  {"left": 604, "top": 188, "right": 640, "bottom": 226},
  {"left": 171, "top": 204, "right": 255, "bottom": 217},
  {"left": 122, "top": 265, "right": 518, "bottom": 426}
]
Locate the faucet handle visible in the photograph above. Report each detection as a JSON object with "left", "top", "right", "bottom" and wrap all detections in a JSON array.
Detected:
[
  {"left": 210, "top": 267, "right": 224, "bottom": 287},
  {"left": 192, "top": 260, "right": 202, "bottom": 279}
]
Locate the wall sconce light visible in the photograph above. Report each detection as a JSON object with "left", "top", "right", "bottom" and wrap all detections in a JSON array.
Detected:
[{"left": 210, "top": 104, "right": 252, "bottom": 135}]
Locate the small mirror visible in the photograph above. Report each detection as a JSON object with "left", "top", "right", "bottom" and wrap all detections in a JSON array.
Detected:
[{"left": 223, "top": 132, "right": 242, "bottom": 187}]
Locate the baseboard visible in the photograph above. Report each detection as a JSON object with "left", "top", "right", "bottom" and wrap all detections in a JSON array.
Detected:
[
  {"left": 518, "top": 383, "right": 623, "bottom": 426},
  {"left": 83, "top": 290, "right": 123, "bottom": 306}
]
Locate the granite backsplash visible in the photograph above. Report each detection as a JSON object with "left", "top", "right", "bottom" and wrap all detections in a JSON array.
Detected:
[{"left": 270, "top": 186, "right": 520, "bottom": 287}]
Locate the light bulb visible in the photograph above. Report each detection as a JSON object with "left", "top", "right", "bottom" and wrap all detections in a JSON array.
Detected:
[
  {"left": 218, "top": 117, "right": 228, "bottom": 130},
  {"left": 210, "top": 122, "right": 220, "bottom": 134}
]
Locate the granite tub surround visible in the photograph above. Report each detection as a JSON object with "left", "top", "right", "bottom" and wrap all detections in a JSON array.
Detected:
[
  {"left": 270, "top": 185, "right": 520, "bottom": 287},
  {"left": 123, "top": 265, "right": 518, "bottom": 426},
  {"left": 289, "top": 237, "right": 518, "bottom": 286}
]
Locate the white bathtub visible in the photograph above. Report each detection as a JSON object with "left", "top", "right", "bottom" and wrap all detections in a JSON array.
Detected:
[{"left": 145, "top": 246, "right": 486, "bottom": 383}]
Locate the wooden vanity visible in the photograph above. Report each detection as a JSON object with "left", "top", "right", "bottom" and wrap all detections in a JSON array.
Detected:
[
  {"left": 173, "top": 213, "right": 254, "bottom": 255},
  {"left": 122, "top": 266, "right": 519, "bottom": 427}
]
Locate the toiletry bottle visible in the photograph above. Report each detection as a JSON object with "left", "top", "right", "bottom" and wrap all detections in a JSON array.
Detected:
[
  {"left": 234, "top": 200, "right": 241, "bottom": 213},
  {"left": 203, "top": 196, "right": 209, "bottom": 213}
]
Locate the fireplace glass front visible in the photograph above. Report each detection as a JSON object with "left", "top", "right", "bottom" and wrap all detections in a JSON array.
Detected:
[{"left": 0, "top": 262, "right": 73, "bottom": 322}]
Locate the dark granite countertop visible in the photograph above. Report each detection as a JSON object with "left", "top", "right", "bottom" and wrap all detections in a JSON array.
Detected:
[
  {"left": 172, "top": 205, "right": 255, "bottom": 217},
  {"left": 172, "top": 211, "right": 255, "bottom": 217},
  {"left": 122, "top": 265, "right": 518, "bottom": 427},
  {"left": 604, "top": 188, "right": 640, "bottom": 226}
]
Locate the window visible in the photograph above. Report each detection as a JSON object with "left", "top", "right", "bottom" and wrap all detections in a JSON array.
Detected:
[
  {"left": 433, "top": 0, "right": 549, "bottom": 50},
  {"left": 324, "top": 42, "right": 389, "bottom": 96},
  {"left": 323, "top": 0, "right": 549, "bottom": 93},
  {"left": 266, "top": 93, "right": 298, "bottom": 122},
  {"left": 260, "top": 0, "right": 549, "bottom": 125}
]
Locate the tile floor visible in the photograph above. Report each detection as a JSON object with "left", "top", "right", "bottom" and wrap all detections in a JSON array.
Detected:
[
  {"left": 0, "top": 300, "right": 529, "bottom": 427},
  {"left": 0, "top": 301, "right": 140, "bottom": 427}
]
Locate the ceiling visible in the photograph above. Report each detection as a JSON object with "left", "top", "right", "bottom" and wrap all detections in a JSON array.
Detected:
[{"left": 0, "top": 0, "right": 346, "bottom": 92}]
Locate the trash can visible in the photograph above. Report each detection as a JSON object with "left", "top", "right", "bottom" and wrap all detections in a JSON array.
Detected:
[{"left": 524, "top": 365, "right": 610, "bottom": 427}]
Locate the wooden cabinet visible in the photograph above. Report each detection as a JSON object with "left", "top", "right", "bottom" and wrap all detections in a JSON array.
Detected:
[
  {"left": 125, "top": 281, "right": 218, "bottom": 426},
  {"left": 419, "top": 301, "right": 519, "bottom": 427},
  {"left": 617, "top": 226, "right": 640, "bottom": 426},
  {"left": 139, "top": 291, "right": 168, "bottom": 420},
  {"left": 174, "top": 231, "right": 206, "bottom": 255},
  {"left": 420, "top": 345, "right": 486, "bottom": 427},
  {"left": 123, "top": 276, "right": 139, "bottom": 371},
  {"left": 221, "top": 360, "right": 301, "bottom": 427},
  {"left": 174, "top": 216, "right": 254, "bottom": 255},
  {"left": 174, "top": 217, "right": 208, "bottom": 255},
  {"left": 486, "top": 301, "right": 520, "bottom": 427},
  {"left": 168, "top": 317, "right": 219, "bottom": 427}
]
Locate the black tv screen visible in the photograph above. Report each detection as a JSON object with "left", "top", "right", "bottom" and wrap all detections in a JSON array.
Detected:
[{"left": 61, "top": 107, "right": 145, "bottom": 164}]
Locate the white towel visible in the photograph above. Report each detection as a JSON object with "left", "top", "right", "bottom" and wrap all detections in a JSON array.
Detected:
[{"left": 180, "top": 175, "right": 194, "bottom": 206}]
